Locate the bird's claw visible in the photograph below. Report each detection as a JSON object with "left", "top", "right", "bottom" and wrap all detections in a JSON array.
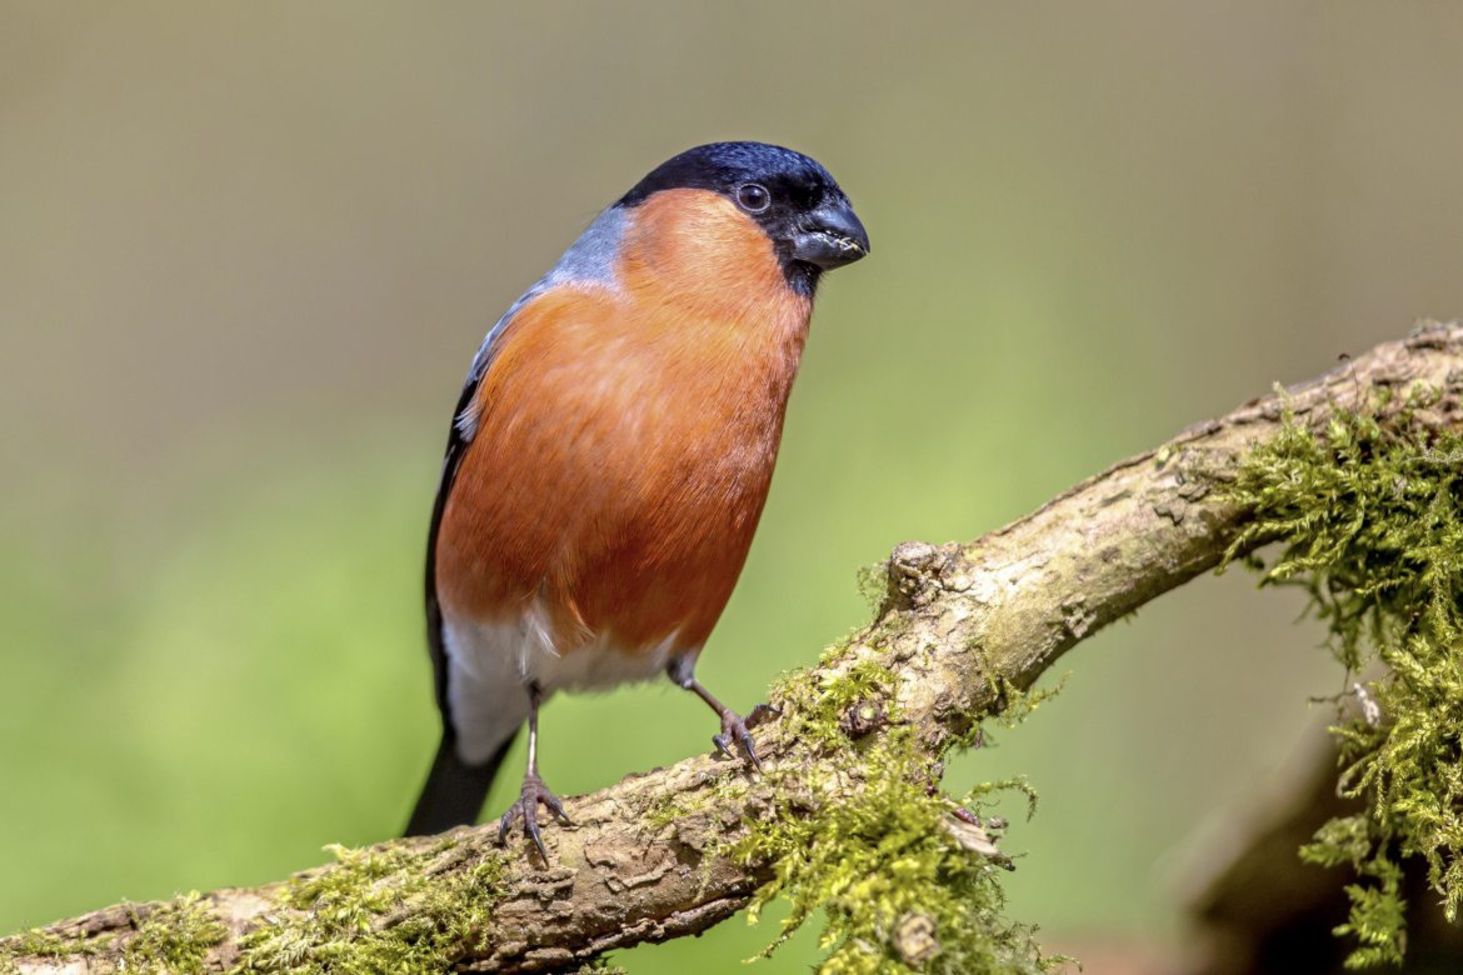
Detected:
[
  {"left": 497, "top": 772, "right": 572, "bottom": 863},
  {"left": 712, "top": 705, "right": 773, "bottom": 773}
]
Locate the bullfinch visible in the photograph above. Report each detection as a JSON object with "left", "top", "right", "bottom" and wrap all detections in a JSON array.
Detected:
[{"left": 405, "top": 141, "right": 870, "bottom": 859}]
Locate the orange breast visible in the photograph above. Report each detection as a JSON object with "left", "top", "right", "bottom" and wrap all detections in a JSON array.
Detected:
[{"left": 435, "top": 189, "right": 812, "bottom": 657}]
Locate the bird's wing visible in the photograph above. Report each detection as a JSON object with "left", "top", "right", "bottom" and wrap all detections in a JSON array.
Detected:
[
  {"left": 423, "top": 205, "right": 630, "bottom": 731},
  {"left": 423, "top": 303, "right": 521, "bottom": 723}
]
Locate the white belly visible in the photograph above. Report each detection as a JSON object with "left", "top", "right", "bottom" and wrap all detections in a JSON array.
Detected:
[{"left": 440, "top": 604, "right": 680, "bottom": 764}]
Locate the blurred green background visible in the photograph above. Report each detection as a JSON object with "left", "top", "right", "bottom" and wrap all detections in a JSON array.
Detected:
[{"left": 4, "top": 3, "right": 1463, "bottom": 971}]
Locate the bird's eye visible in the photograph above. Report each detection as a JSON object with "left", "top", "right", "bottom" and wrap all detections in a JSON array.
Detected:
[{"left": 736, "top": 183, "right": 771, "bottom": 213}]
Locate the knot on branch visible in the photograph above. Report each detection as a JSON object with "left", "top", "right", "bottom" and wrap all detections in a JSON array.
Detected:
[
  {"left": 884, "top": 540, "right": 962, "bottom": 612},
  {"left": 839, "top": 699, "right": 888, "bottom": 739}
]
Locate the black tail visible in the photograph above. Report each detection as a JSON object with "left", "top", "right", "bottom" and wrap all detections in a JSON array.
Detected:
[{"left": 404, "top": 733, "right": 516, "bottom": 837}]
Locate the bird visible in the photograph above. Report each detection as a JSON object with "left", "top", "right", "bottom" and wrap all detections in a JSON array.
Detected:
[{"left": 404, "top": 141, "right": 870, "bottom": 857}]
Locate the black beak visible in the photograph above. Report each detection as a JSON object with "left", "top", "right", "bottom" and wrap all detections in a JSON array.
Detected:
[{"left": 790, "top": 198, "right": 870, "bottom": 270}]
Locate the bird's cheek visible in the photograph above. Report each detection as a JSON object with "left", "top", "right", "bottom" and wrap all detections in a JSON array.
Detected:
[{"left": 624, "top": 190, "right": 786, "bottom": 296}]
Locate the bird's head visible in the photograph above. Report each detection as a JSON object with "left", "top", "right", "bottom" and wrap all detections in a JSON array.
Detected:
[{"left": 617, "top": 141, "right": 869, "bottom": 296}]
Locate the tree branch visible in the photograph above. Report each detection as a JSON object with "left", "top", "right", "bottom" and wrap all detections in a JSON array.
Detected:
[{"left": 6, "top": 324, "right": 1463, "bottom": 974}]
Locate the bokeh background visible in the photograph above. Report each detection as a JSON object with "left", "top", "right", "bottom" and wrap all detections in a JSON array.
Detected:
[{"left": 4, "top": 3, "right": 1463, "bottom": 971}]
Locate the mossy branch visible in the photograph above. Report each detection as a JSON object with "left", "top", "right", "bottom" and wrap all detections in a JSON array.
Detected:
[{"left": 5, "top": 324, "right": 1463, "bottom": 974}]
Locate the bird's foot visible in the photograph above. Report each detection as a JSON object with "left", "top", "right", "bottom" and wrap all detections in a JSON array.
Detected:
[
  {"left": 711, "top": 702, "right": 781, "bottom": 772},
  {"left": 497, "top": 771, "right": 572, "bottom": 863}
]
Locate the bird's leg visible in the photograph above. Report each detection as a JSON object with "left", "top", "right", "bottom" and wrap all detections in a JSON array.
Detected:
[
  {"left": 666, "top": 657, "right": 780, "bottom": 772},
  {"left": 497, "top": 682, "right": 572, "bottom": 862}
]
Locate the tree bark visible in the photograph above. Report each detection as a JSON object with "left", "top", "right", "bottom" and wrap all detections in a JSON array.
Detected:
[{"left": 6, "top": 324, "right": 1463, "bottom": 974}]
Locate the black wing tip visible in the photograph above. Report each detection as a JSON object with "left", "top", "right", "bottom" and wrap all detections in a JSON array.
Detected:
[{"left": 403, "top": 733, "right": 515, "bottom": 837}]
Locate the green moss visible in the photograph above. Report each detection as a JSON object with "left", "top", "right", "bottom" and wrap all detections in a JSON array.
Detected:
[
  {"left": 975, "top": 664, "right": 1066, "bottom": 738},
  {"left": 1223, "top": 392, "right": 1463, "bottom": 967},
  {"left": 669, "top": 657, "right": 1059, "bottom": 974},
  {"left": 0, "top": 894, "right": 224, "bottom": 975},
  {"left": 0, "top": 927, "right": 101, "bottom": 975},
  {"left": 856, "top": 561, "right": 893, "bottom": 613},
  {"left": 0, "top": 842, "right": 504, "bottom": 975},
  {"left": 122, "top": 893, "right": 228, "bottom": 973},
  {"left": 770, "top": 657, "right": 903, "bottom": 749},
  {"left": 0, "top": 927, "right": 109, "bottom": 962},
  {"left": 738, "top": 737, "right": 1051, "bottom": 974},
  {"left": 235, "top": 838, "right": 506, "bottom": 975}
]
